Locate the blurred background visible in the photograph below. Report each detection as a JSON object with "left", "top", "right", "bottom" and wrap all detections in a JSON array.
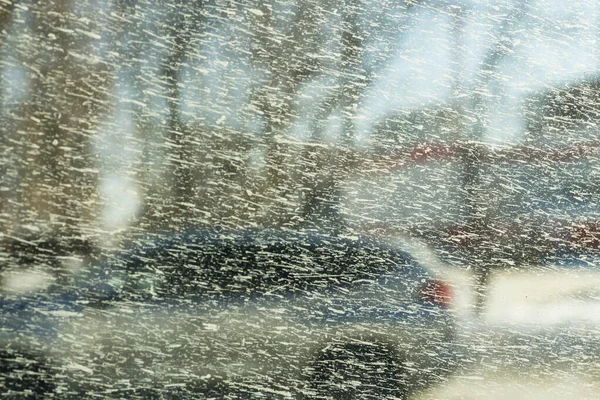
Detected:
[{"left": 2, "top": 0, "right": 600, "bottom": 397}]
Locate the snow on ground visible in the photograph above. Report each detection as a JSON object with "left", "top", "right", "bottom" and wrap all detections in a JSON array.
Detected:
[
  {"left": 416, "top": 268, "right": 600, "bottom": 399},
  {"left": 416, "top": 370, "right": 600, "bottom": 400}
]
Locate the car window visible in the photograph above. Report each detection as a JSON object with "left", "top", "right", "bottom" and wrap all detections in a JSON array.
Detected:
[
  {"left": 116, "top": 233, "right": 419, "bottom": 301},
  {"left": 3, "top": 0, "right": 600, "bottom": 398}
]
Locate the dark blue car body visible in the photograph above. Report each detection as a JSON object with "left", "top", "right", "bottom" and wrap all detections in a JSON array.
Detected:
[{"left": 1, "top": 228, "right": 456, "bottom": 398}]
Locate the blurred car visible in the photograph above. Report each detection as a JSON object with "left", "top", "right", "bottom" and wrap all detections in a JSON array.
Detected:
[{"left": 1, "top": 228, "right": 457, "bottom": 398}]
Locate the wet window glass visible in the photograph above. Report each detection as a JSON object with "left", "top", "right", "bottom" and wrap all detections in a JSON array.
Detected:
[{"left": 2, "top": 0, "right": 600, "bottom": 398}]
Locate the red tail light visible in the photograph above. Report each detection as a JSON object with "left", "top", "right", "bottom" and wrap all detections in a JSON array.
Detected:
[{"left": 418, "top": 280, "right": 453, "bottom": 309}]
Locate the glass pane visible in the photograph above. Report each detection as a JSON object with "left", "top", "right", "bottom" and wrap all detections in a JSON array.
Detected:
[{"left": 2, "top": 0, "right": 600, "bottom": 398}]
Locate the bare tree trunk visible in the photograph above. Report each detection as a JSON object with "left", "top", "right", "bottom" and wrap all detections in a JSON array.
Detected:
[
  {"left": 462, "top": 0, "right": 532, "bottom": 314},
  {"left": 0, "top": 1, "right": 13, "bottom": 30},
  {"left": 114, "top": 0, "right": 205, "bottom": 231},
  {"left": 161, "top": 1, "right": 203, "bottom": 227},
  {"left": 7, "top": 1, "right": 111, "bottom": 242},
  {"left": 247, "top": 0, "right": 327, "bottom": 227},
  {"left": 297, "top": 0, "right": 369, "bottom": 229},
  {"left": 0, "top": 1, "right": 15, "bottom": 233},
  {"left": 1, "top": 1, "right": 119, "bottom": 279}
]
